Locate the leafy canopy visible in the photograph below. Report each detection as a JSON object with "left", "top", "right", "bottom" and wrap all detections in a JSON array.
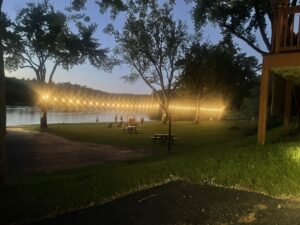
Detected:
[
  {"left": 5, "top": 0, "right": 112, "bottom": 84},
  {"left": 181, "top": 36, "right": 260, "bottom": 109},
  {"left": 114, "top": 0, "right": 190, "bottom": 112},
  {"left": 70, "top": 0, "right": 126, "bottom": 19},
  {"left": 192, "top": 0, "right": 274, "bottom": 54}
]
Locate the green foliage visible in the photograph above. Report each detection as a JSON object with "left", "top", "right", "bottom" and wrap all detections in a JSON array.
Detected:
[
  {"left": 114, "top": 0, "right": 190, "bottom": 114},
  {"left": 71, "top": 0, "right": 126, "bottom": 19},
  {"left": 0, "top": 12, "right": 23, "bottom": 71},
  {"left": 7, "top": 0, "right": 111, "bottom": 84},
  {"left": 240, "top": 80, "right": 260, "bottom": 118},
  {"left": 5, "top": 77, "right": 36, "bottom": 106},
  {"left": 213, "top": 37, "right": 260, "bottom": 109},
  {"left": 180, "top": 36, "right": 260, "bottom": 111},
  {"left": 192, "top": 0, "right": 272, "bottom": 54}
]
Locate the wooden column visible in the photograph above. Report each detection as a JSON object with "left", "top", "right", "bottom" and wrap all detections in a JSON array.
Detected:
[
  {"left": 283, "top": 80, "right": 293, "bottom": 135},
  {"left": 257, "top": 63, "right": 270, "bottom": 145}
]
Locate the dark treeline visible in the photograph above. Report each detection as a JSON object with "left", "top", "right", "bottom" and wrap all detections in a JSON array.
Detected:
[
  {"left": 5, "top": 77, "right": 151, "bottom": 106},
  {"left": 5, "top": 77, "right": 35, "bottom": 106}
]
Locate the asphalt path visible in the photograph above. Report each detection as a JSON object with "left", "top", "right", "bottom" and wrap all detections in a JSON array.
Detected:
[{"left": 28, "top": 181, "right": 300, "bottom": 225}]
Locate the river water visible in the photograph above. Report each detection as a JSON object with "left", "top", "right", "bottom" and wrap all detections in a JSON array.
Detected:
[{"left": 6, "top": 106, "right": 150, "bottom": 126}]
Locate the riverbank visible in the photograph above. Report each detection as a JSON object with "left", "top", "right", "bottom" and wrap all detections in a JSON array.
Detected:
[{"left": 6, "top": 106, "right": 150, "bottom": 126}]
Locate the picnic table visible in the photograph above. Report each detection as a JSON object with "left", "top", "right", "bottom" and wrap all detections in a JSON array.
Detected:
[
  {"left": 150, "top": 133, "right": 178, "bottom": 143},
  {"left": 124, "top": 125, "right": 139, "bottom": 133}
]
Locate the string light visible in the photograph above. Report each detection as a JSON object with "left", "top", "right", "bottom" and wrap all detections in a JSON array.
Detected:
[{"left": 39, "top": 94, "right": 225, "bottom": 112}]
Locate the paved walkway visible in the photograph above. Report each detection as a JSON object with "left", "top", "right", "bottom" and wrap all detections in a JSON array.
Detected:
[
  {"left": 6, "top": 127, "right": 147, "bottom": 176},
  {"left": 28, "top": 181, "right": 300, "bottom": 225}
]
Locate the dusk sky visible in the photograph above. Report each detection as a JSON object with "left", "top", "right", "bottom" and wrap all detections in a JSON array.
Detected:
[{"left": 3, "top": 0, "right": 264, "bottom": 94}]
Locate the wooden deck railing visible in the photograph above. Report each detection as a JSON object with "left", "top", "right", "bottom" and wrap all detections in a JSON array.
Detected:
[{"left": 274, "top": 6, "right": 300, "bottom": 52}]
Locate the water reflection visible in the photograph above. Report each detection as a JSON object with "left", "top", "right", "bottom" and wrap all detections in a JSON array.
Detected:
[{"left": 6, "top": 106, "right": 150, "bottom": 126}]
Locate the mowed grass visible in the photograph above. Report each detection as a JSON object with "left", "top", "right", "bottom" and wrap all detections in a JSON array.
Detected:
[
  {"left": 39, "top": 121, "right": 256, "bottom": 153},
  {"left": 1, "top": 121, "right": 300, "bottom": 224}
]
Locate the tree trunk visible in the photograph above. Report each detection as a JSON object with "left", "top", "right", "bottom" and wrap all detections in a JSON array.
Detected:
[
  {"left": 40, "top": 105, "right": 48, "bottom": 129},
  {"left": 194, "top": 107, "right": 199, "bottom": 122},
  {"left": 0, "top": 0, "right": 7, "bottom": 185},
  {"left": 39, "top": 81, "right": 48, "bottom": 129},
  {"left": 194, "top": 93, "right": 202, "bottom": 123},
  {"left": 194, "top": 102, "right": 201, "bottom": 123},
  {"left": 161, "top": 109, "right": 168, "bottom": 123},
  {"left": 161, "top": 101, "right": 169, "bottom": 124}
]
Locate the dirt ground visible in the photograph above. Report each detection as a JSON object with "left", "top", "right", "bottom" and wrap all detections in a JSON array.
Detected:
[
  {"left": 5, "top": 127, "right": 148, "bottom": 176},
  {"left": 28, "top": 181, "right": 300, "bottom": 225}
]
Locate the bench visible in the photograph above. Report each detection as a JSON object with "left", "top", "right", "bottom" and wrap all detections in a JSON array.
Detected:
[
  {"left": 150, "top": 134, "right": 178, "bottom": 143},
  {"left": 124, "top": 125, "right": 140, "bottom": 133}
]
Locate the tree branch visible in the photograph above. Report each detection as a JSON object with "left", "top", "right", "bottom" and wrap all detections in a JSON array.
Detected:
[
  {"left": 131, "top": 60, "right": 157, "bottom": 93},
  {"left": 254, "top": 6, "right": 271, "bottom": 51},
  {"left": 22, "top": 54, "right": 39, "bottom": 68},
  {"left": 48, "top": 61, "right": 59, "bottom": 84},
  {"left": 147, "top": 54, "right": 166, "bottom": 92},
  {"left": 258, "top": 23, "right": 271, "bottom": 51},
  {"left": 224, "top": 24, "right": 268, "bottom": 54},
  {"left": 19, "top": 65, "right": 35, "bottom": 69}
]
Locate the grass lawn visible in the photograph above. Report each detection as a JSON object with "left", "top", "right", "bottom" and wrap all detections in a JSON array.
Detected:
[{"left": 1, "top": 121, "right": 300, "bottom": 224}]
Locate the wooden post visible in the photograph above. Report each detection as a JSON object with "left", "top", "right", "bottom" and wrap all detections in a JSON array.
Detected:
[
  {"left": 283, "top": 80, "right": 293, "bottom": 135},
  {"left": 257, "top": 63, "right": 270, "bottom": 145},
  {"left": 168, "top": 114, "right": 172, "bottom": 152}
]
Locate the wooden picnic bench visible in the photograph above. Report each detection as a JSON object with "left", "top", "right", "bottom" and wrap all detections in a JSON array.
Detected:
[
  {"left": 150, "top": 134, "right": 178, "bottom": 143},
  {"left": 123, "top": 125, "right": 140, "bottom": 133}
]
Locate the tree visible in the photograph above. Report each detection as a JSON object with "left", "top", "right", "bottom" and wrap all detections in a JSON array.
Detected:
[
  {"left": 181, "top": 36, "right": 259, "bottom": 121},
  {"left": 0, "top": 0, "right": 6, "bottom": 185},
  {"left": 179, "top": 43, "right": 217, "bottom": 122},
  {"left": 212, "top": 36, "right": 260, "bottom": 111},
  {"left": 8, "top": 0, "right": 111, "bottom": 129},
  {"left": 192, "top": 0, "right": 278, "bottom": 54},
  {"left": 70, "top": 0, "right": 126, "bottom": 18},
  {"left": 114, "top": 0, "right": 189, "bottom": 122}
]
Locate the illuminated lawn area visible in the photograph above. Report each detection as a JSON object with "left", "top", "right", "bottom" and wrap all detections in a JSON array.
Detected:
[{"left": 1, "top": 121, "right": 300, "bottom": 224}]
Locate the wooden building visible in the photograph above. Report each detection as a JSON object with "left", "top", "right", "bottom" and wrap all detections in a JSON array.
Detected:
[{"left": 258, "top": 0, "right": 300, "bottom": 144}]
